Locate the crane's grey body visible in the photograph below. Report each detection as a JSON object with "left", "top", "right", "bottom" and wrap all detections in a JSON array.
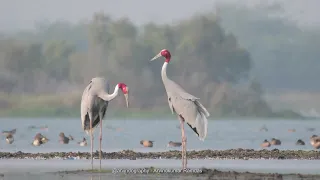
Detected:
[
  {"left": 80, "top": 76, "right": 128, "bottom": 171},
  {"left": 151, "top": 49, "right": 210, "bottom": 170},
  {"left": 80, "top": 77, "right": 110, "bottom": 170},
  {"left": 81, "top": 77, "right": 110, "bottom": 134},
  {"left": 162, "top": 64, "right": 209, "bottom": 141}
]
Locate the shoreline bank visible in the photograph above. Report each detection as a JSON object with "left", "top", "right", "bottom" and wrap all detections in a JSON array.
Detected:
[{"left": 1, "top": 149, "right": 319, "bottom": 160}]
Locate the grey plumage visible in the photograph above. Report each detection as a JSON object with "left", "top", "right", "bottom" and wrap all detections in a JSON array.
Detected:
[
  {"left": 59, "top": 132, "right": 70, "bottom": 144},
  {"left": 81, "top": 77, "right": 110, "bottom": 171},
  {"left": 164, "top": 77, "right": 210, "bottom": 141},
  {"left": 5, "top": 134, "right": 14, "bottom": 144},
  {"left": 158, "top": 51, "right": 209, "bottom": 141},
  {"left": 150, "top": 49, "right": 210, "bottom": 169},
  {"left": 81, "top": 77, "right": 110, "bottom": 135},
  {"left": 80, "top": 77, "right": 129, "bottom": 171}
]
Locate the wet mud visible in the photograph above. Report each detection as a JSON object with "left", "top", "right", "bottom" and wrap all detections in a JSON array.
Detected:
[
  {"left": 0, "top": 148, "right": 320, "bottom": 160},
  {"left": 55, "top": 168, "right": 320, "bottom": 180}
]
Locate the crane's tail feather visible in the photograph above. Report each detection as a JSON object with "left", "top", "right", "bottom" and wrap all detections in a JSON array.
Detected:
[
  {"left": 195, "top": 111, "right": 208, "bottom": 141},
  {"left": 195, "top": 100, "right": 210, "bottom": 117}
]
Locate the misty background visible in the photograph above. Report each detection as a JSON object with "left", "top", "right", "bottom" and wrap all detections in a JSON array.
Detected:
[{"left": 0, "top": 0, "right": 319, "bottom": 118}]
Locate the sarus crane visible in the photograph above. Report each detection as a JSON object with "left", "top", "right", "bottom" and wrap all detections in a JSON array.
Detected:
[
  {"left": 150, "top": 49, "right": 210, "bottom": 169},
  {"left": 81, "top": 77, "right": 129, "bottom": 170}
]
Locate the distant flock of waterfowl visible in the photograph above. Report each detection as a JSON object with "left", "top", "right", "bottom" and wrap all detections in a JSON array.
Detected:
[
  {"left": 139, "top": 140, "right": 182, "bottom": 148},
  {"left": 259, "top": 126, "right": 320, "bottom": 149},
  {"left": 2, "top": 126, "right": 320, "bottom": 149},
  {"left": 1, "top": 128, "right": 182, "bottom": 148},
  {"left": 2, "top": 129, "right": 88, "bottom": 147}
]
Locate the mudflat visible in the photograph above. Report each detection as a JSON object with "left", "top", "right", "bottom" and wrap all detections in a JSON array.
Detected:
[
  {"left": 0, "top": 149, "right": 319, "bottom": 160},
  {"left": 22, "top": 168, "right": 320, "bottom": 180}
]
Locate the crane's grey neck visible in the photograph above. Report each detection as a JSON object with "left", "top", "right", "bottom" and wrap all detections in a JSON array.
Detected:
[
  {"left": 161, "top": 62, "right": 169, "bottom": 82},
  {"left": 98, "top": 84, "right": 119, "bottom": 101}
]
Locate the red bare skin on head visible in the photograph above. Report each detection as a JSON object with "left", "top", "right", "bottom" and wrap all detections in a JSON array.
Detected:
[
  {"left": 160, "top": 49, "right": 171, "bottom": 63},
  {"left": 118, "top": 83, "right": 128, "bottom": 94}
]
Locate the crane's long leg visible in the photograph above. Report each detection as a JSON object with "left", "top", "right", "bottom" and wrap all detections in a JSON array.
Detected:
[
  {"left": 179, "top": 115, "right": 187, "bottom": 170},
  {"left": 99, "top": 116, "right": 103, "bottom": 171},
  {"left": 89, "top": 112, "right": 94, "bottom": 170}
]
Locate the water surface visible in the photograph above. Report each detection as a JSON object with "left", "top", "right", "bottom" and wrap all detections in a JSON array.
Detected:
[
  {"left": 0, "top": 159, "right": 320, "bottom": 174},
  {"left": 0, "top": 118, "right": 318, "bottom": 153}
]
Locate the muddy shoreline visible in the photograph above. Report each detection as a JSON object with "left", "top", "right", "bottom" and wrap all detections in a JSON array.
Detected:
[
  {"left": 55, "top": 168, "right": 320, "bottom": 180},
  {"left": 0, "top": 149, "right": 320, "bottom": 160}
]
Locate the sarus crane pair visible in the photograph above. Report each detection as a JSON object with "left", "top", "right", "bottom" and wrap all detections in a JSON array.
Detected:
[{"left": 81, "top": 49, "right": 209, "bottom": 171}]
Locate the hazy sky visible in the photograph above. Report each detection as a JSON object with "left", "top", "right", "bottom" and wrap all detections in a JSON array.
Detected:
[{"left": 1, "top": 0, "right": 319, "bottom": 32}]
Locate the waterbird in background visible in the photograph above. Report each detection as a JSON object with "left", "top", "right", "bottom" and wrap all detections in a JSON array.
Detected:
[
  {"left": 140, "top": 140, "right": 154, "bottom": 147},
  {"left": 2, "top": 128, "right": 16, "bottom": 136},
  {"left": 310, "top": 135, "right": 320, "bottom": 149},
  {"left": 270, "top": 138, "right": 281, "bottom": 145},
  {"left": 296, "top": 139, "right": 305, "bottom": 145},
  {"left": 150, "top": 49, "right": 210, "bottom": 169},
  {"left": 261, "top": 139, "right": 271, "bottom": 148},
  {"left": 41, "top": 136, "right": 49, "bottom": 143},
  {"left": 81, "top": 77, "right": 129, "bottom": 171},
  {"left": 5, "top": 134, "right": 14, "bottom": 144},
  {"left": 32, "top": 135, "right": 42, "bottom": 146},
  {"left": 78, "top": 138, "right": 87, "bottom": 146},
  {"left": 167, "top": 141, "right": 182, "bottom": 147},
  {"left": 32, "top": 133, "right": 48, "bottom": 146},
  {"left": 59, "top": 132, "right": 70, "bottom": 144}
]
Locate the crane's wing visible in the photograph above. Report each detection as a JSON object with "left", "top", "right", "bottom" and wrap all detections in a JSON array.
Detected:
[
  {"left": 165, "top": 80, "right": 210, "bottom": 141},
  {"left": 173, "top": 82, "right": 210, "bottom": 117},
  {"left": 194, "top": 100, "right": 210, "bottom": 117},
  {"left": 81, "top": 78, "right": 111, "bottom": 134},
  {"left": 81, "top": 80, "right": 93, "bottom": 132},
  {"left": 168, "top": 81, "right": 200, "bottom": 101}
]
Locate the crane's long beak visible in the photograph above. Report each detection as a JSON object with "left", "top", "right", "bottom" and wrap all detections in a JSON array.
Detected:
[
  {"left": 150, "top": 53, "right": 161, "bottom": 61},
  {"left": 124, "top": 93, "right": 129, "bottom": 108}
]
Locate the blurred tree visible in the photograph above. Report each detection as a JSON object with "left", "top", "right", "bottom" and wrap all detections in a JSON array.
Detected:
[
  {"left": 43, "top": 40, "right": 75, "bottom": 81},
  {"left": 3, "top": 6, "right": 312, "bottom": 117}
]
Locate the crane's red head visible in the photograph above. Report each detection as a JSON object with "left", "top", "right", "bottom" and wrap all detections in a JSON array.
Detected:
[
  {"left": 118, "top": 83, "right": 128, "bottom": 94},
  {"left": 117, "top": 83, "right": 129, "bottom": 108},
  {"left": 150, "top": 49, "right": 171, "bottom": 63}
]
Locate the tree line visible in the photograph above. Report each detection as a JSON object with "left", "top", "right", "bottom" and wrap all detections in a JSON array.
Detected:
[{"left": 0, "top": 4, "right": 307, "bottom": 118}]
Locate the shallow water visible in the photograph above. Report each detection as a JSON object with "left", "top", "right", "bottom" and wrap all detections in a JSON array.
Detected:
[
  {"left": 0, "top": 159, "right": 320, "bottom": 180},
  {"left": 0, "top": 159, "right": 319, "bottom": 174},
  {"left": 0, "top": 118, "right": 318, "bottom": 152}
]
